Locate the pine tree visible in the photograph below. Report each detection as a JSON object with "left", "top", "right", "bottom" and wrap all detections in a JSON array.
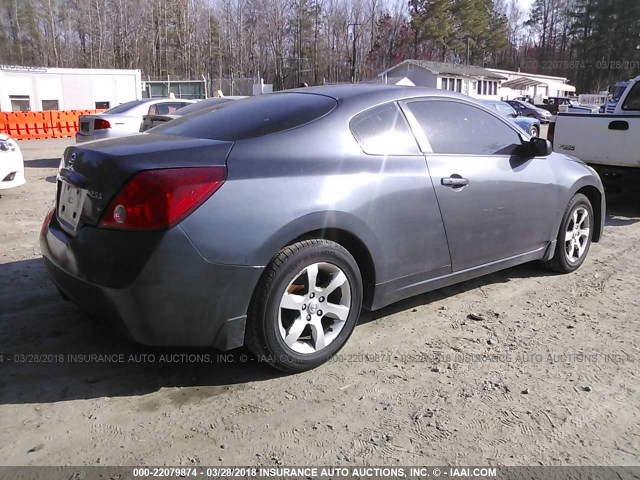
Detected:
[{"left": 409, "top": 0, "right": 455, "bottom": 61}]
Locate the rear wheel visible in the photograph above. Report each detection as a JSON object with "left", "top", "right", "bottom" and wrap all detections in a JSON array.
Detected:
[
  {"left": 543, "top": 194, "right": 593, "bottom": 273},
  {"left": 246, "top": 239, "right": 363, "bottom": 372},
  {"left": 528, "top": 125, "right": 539, "bottom": 137}
]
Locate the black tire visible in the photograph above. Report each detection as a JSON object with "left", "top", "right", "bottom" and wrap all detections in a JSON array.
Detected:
[
  {"left": 528, "top": 125, "right": 539, "bottom": 137},
  {"left": 527, "top": 113, "right": 536, "bottom": 118},
  {"left": 543, "top": 194, "right": 594, "bottom": 273},
  {"left": 246, "top": 239, "right": 363, "bottom": 372}
]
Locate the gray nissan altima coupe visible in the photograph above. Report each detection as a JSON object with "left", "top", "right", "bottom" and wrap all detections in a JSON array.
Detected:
[{"left": 41, "top": 85, "right": 605, "bottom": 372}]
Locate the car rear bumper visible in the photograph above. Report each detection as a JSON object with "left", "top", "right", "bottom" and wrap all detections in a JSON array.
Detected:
[{"left": 40, "top": 214, "right": 263, "bottom": 350}]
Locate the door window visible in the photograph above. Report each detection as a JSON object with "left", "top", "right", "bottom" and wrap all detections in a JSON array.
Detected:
[
  {"left": 406, "top": 100, "right": 522, "bottom": 155},
  {"left": 350, "top": 102, "right": 420, "bottom": 155},
  {"left": 621, "top": 83, "right": 640, "bottom": 111}
]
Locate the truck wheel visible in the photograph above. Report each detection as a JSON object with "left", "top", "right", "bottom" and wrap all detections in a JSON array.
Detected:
[
  {"left": 543, "top": 194, "right": 593, "bottom": 273},
  {"left": 246, "top": 239, "right": 363, "bottom": 372}
]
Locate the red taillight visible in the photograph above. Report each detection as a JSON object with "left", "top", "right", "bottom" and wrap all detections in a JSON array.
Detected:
[
  {"left": 41, "top": 207, "right": 55, "bottom": 236},
  {"left": 99, "top": 167, "right": 226, "bottom": 230},
  {"left": 94, "top": 118, "right": 111, "bottom": 130}
]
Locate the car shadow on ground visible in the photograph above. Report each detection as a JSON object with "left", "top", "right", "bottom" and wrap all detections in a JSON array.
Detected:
[
  {"left": 0, "top": 256, "right": 547, "bottom": 406},
  {"left": 1, "top": 256, "right": 283, "bottom": 406},
  {"left": 605, "top": 188, "right": 640, "bottom": 227},
  {"left": 1, "top": 189, "right": 638, "bottom": 406},
  {"left": 358, "top": 262, "right": 547, "bottom": 327},
  {"left": 23, "top": 158, "right": 61, "bottom": 169}
]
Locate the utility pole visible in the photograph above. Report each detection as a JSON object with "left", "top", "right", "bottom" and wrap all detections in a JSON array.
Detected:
[
  {"left": 464, "top": 35, "right": 471, "bottom": 65},
  {"left": 313, "top": 1, "right": 319, "bottom": 85},
  {"left": 349, "top": 22, "right": 361, "bottom": 83},
  {"left": 297, "top": 16, "right": 302, "bottom": 86}
]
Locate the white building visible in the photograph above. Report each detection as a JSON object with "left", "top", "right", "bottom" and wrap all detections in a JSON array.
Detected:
[
  {"left": 378, "top": 60, "right": 506, "bottom": 100},
  {"left": 0, "top": 65, "right": 142, "bottom": 112},
  {"left": 488, "top": 68, "right": 576, "bottom": 102},
  {"left": 377, "top": 60, "right": 578, "bottom": 104}
]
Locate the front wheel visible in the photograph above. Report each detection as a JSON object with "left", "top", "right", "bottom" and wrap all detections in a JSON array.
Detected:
[
  {"left": 528, "top": 125, "right": 539, "bottom": 137},
  {"left": 543, "top": 194, "right": 593, "bottom": 273},
  {"left": 246, "top": 239, "right": 363, "bottom": 372}
]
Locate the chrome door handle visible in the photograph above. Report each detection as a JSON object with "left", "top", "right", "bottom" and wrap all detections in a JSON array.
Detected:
[{"left": 441, "top": 176, "right": 469, "bottom": 187}]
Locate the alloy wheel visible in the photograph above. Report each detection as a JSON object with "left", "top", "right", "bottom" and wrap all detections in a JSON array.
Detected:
[
  {"left": 278, "top": 262, "right": 351, "bottom": 354},
  {"left": 564, "top": 206, "right": 591, "bottom": 263}
]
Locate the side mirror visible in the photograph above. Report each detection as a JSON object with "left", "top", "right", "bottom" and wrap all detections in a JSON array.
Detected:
[{"left": 526, "top": 137, "right": 553, "bottom": 157}]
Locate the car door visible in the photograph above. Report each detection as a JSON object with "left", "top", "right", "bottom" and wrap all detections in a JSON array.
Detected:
[
  {"left": 401, "top": 98, "right": 558, "bottom": 272},
  {"left": 348, "top": 102, "right": 453, "bottom": 284}
]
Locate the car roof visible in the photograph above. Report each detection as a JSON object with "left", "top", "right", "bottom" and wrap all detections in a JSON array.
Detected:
[
  {"left": 280, "top": 84, "right": 467, "bottom": 105},
  {"left": 137, "top": 98, "right": 194, "bottom": 104}
]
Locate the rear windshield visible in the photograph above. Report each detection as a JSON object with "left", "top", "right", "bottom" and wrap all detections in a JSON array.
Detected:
[
  {"left": 495, "top": 103, "right": 516, "bottom": 116},
  {"left": 174, "top": 98, "right": 233, "bottom": 116},
  {"left": 105, "top": 100, "right": 143, "bottom": 114},
  {"left": 152, "top": 93, "right": 337, "bottom": 141}
]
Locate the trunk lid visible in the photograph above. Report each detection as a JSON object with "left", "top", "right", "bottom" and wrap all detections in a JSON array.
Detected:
[
  {"left": 77, "top": 113, "right": 139, "bottom": 136},
  {"left": 56, "top": 133, "right": 234, "bottom": 234}
]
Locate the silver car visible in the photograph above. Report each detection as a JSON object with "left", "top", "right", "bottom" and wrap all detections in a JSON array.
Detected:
[
  {"left": 76, "top": 98, "right": 194, "bottom": 143},
  {"left": 139, "top": 96, "right": 248, "bottom": 132},
  {"left": 43, "top": 85, "right": 605, "bottom": 372}
]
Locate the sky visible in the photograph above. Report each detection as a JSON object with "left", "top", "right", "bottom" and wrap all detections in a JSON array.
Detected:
[{"left": 518, "top": 0, "right": 533, "bottom": 12}]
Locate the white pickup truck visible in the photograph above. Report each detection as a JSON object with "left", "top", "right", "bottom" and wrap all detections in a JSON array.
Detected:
[{"left": 549, "top": 74, "right": 640, "bottom": 174}]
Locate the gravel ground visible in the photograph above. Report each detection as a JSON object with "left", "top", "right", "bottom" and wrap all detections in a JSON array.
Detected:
[{"left": 0, "top": 137, "right": 639, "bottom": 467}]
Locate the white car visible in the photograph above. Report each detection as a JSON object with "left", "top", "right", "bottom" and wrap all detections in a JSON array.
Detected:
[
  {"left": 76, "top": 98, "right": 195, "bottom": 143},
  {"left": 0, "top": 134, "right": 25, "bottom": 190}
]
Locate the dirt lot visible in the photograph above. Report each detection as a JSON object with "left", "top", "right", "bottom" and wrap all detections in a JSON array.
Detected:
[{"left": 1, "top": 137, "right": 639, "bottom": 467}]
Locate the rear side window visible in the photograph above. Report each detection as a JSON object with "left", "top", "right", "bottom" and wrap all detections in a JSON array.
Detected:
[
  {"left": 350, "top": 102, "right": 420, "bottom": 155},
  {"left": 406, "top": 100, "right": 521, "bottom": 155},
  {"left": 152, "top": 93, "right": 337, "bottom": 140}
]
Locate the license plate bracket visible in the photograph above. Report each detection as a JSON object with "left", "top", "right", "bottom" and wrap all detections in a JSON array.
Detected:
[{"left": 58, "top": 181, "right": 86, "bottom": 230}]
